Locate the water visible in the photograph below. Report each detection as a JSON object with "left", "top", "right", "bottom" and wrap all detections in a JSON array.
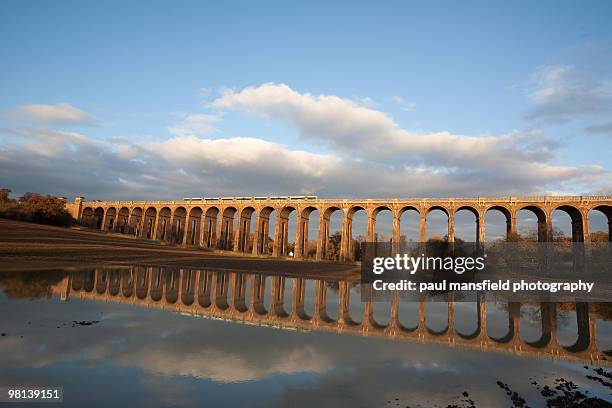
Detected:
[{"left": 1, "top": 267, "right": 611, "bottom": 407}]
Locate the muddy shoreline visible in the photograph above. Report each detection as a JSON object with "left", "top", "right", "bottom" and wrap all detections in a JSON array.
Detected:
[{"left": 0, "top": 219, "right": 359, "bottom": 279}]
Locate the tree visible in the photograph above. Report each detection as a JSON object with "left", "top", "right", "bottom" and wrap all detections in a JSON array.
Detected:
[{"left": 0, "top": 188, "right": 74, "bottom": 227}]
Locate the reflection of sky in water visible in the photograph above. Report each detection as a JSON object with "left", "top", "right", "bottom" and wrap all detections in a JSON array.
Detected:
[{"left": 0, "top": 272, "right": 611, "bottom": 408}]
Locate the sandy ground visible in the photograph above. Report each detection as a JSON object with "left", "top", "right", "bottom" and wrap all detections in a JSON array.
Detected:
[{"left": 0, "top": 219, "right": 359, "bottom": 279}]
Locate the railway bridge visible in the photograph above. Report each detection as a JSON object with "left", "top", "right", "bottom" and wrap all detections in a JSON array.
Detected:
[{"left": 68, "top": 195, "right": 612, "bottom": 261}]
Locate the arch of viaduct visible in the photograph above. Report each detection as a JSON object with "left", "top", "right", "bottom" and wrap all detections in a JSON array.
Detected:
[
  {"left": 60, "top": 267, "right": 608, "bottom": 366},
  {"left": 70, "top": 195, "right": 612, "bottom": 261}
]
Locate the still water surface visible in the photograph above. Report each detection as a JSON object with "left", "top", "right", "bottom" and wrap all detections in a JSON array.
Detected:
[{"left": 1, "top": 266, "right": 611, "bottom": 407}]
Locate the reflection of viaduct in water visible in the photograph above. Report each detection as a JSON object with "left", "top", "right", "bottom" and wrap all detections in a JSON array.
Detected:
[
  {"left": 61, "top": 267, "right": 608, "bottom": 366},
  {"left": 69, "top": 196, "right": 612, "bottom": 261}
]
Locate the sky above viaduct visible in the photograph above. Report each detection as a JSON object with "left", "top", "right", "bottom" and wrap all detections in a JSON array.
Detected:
[{"left": 1, "top": 1, "right": 611, "bottom": 201}]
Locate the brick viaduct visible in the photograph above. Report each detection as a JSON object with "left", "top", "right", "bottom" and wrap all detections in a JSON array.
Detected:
[
  {"left": 68, "top": 195, "right": 612, "bottom": 261},
  {"left": 60, "top": 267, "right": 608, "bottom": 366}
]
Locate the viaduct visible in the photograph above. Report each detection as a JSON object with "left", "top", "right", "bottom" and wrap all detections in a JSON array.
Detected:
[
  {"left": 60, "top": 267, "right": 609, "bottom": 366},
  {"left": 67, "top": 195, "right": 612, "bottom": 261}
]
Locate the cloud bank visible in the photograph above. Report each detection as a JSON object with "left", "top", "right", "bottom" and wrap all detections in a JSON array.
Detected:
[{"left": 0, "top": 83, "right": 610, "bottom": 199}]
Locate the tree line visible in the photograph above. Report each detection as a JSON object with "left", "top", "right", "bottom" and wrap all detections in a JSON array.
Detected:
[{"left": 0, "top": 188, "right": 74, "bottom": 227}]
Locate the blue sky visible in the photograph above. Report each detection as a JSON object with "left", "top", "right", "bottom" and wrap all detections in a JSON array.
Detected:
[{"left": 1, "top": 1, "right": 611, "bottom": 201}]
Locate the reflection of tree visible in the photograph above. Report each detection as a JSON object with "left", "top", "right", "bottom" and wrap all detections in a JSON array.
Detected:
[{"left": 0, "top": 271, "right": 67, "bottom": 299}]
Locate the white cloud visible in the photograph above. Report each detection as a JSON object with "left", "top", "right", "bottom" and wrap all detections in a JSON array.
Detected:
[
  {"left": 525, "top": 65, "right": 612, "bottom": 130},
  {"left": 1, "top": 83, "right": 610, "bottom": 199},
  {"left": 392, "top": 96, "right": 416, "bottom": 112},
  {"left": 167, "top": 113, "right": 221, "bottom": 137},
  {"left": 8, "top": 102, "right": 96, "bottom": 125}
]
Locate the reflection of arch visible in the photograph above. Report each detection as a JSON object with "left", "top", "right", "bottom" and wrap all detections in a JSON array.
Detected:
[
  {"left": 564, "top": 303, "right": 593, "bottom": 353},
  {"left": 489, "top": 302, "right": 519, "bottom": 344},
  {"left": 149, "top": 268, "right": 163, "bottom": 302},
  {"left": 143, "top": 207, "right": 157, "bottom": 239},
  {"left": 121, "top": 269, "right": 134, "bottom": 297},
  {"left": 517, "top": 205, "right": 549, "bottom": 242},
  {"left": 590, "top": 205, "right": 612, "bottom": 242},
  {"left": 180, "top": 269, "right": 196, "bottom": 305},
  {"left": 553, "top": 205, "right": 584, "bottom": 242},
  {"left": 185, "top": 207, "right": 203, "bottom": 246},
  {"left": 454, "top": 300, "right": 482, "bottom": 340},
  {"left": 135, "top": 267, "right": 149, "bottom": 299},
  {"left": 108, "top": 270, "right": 120, "bottom": 296},
  {"left": 524, "top": 303, "right": 553, "bottom": 348},
  {"left": 164, "top": 269, "right": 180, "bottom": 303},
  {"left": 233, "top": 273, "right": 249, "bottom": 312},
  {"left": 197, "top": 271, "right": 213, "bottom": 308},
  {"left": 95, "top": 269, "right": 107, "bottom": 294}
]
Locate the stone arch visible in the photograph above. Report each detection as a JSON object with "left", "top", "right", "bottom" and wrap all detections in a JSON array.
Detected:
[
  {"left": 516, "top": 205, "right": 549, "bottom": 242},
  {"left": 372, "top": 205, "right": 394, "bottom": 240},
  {"left": 171, "top": 207, "right": 187, "bottom": 244},
  {"left": 104, "top": 207, "right": 117, "bottom": 231},
  {"left": 203, "top": 207, "right": 219, "bottom": 248},
  {"left": 81, "top": 207, "right": 94, "bottom": 227},
  {"left": 398, "top": 205, "right": 420, "bottom": 243},
  {"left": 234, "top": 206, "right": 255, "bottom": 253},
  {"left": 454, "top": 205, "right": 480, "bottom": 243},
  {"left": 275, "top": 206, "right": 296, "bottom": 257},
  {"left": 157, "top": 207, "right": 172, "bottom": 241},
  {"left": 129, "top": 207, "right": 143, "bottom": 236},
  {"left": 590, "top": 205, "right": 612, "bottom": 242},
  {"left": 117, "top": 207, "right": 130, "bottom": 233},
  {"left": 552, "top": 204, "right": 584, "bottom": 242},
  {"left": 253, "top": 206, "right": 275, "bottom": 255},
  {"left": 185, "top": 207, "right": 203, "bottom": 246},
  {"left": 343, "top": 205, "right": 366, "bottom": 261},
  {"left": 424, "top": 205, "right": 450, "bottom": 242},
  {"left": 93, "top": 207, "right": 104, "bottom": 230},
  {"left": 143, "top": 207, "right": 157, "bottom": 239},
  {"left": 318, "top": 206, "right": 343, "bottom": 261},
  {"left": 218, "top": 207, "right": 237, "bottom": 250},
  {"left": 295, "top": 206, "right": 319, "bottom": 259},
  {"left": 485, "top": 205, "right": 513, "bottom": 241}
]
